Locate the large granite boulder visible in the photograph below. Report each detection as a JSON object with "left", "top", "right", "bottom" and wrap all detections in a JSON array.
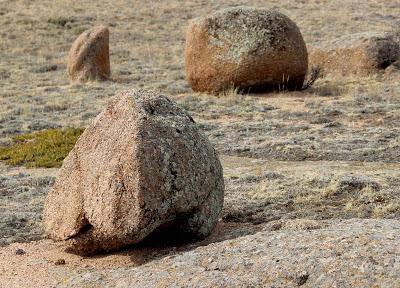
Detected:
[
  {"left": 43, "top": 89, "right": 224, "bottom": 255},
  {"left": 309, "top": 32, "right": 400, "bottom": 76},
  {"left": 185, "top": 7, "right": 308, "bottom": 93},
  {"left": 67, "top": 25, "right": 111, "bottom": 82}
]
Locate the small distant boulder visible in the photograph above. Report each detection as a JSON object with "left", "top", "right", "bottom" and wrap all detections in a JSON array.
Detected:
[
  {"left": 384, "top": 60, "right": 400, "bottom": 79},
  {"left": 43, "top": 89, "right": 224, "bottom": 255},
  {"left": 185, "top": 7, "right": 308, "bottom": 93},
  {"left": 309, "top": 32, "right": 400, "bottom": 76},
  {"left": 67, "top": 25, "right": 111, "bottom": 82}
]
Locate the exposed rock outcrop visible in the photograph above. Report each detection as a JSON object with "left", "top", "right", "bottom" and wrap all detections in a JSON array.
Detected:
[{"left": 2, "top": 219, "right": 399, "bottom": 287}]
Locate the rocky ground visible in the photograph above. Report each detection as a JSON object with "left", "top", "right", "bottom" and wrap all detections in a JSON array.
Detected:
[
  {"left": 0, "top": 0, "right": 400, "bottom": 287},
  {"left": 1, "top": 219, "right": 399, "bottom": 287}
]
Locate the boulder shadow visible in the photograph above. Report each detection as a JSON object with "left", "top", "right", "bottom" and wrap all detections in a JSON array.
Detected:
[
  {"left": 237, "top": 82, "right": 303, "bottom": 94},
  {"left": 82, "top": 220, "right": 263, "bottom": 267},
  {"left": 127, "top": 220, "right": 262, "bottom": 265}
]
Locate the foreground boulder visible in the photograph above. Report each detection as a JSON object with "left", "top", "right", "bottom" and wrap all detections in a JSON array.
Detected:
[
  {"left": 309, "top": 32, "right": 399, "bottom": 76},
  {"left": 185, "top": 7, "right": 308, "bottom": 93},
  {"left": 43, "top": 89, "right": 224, "bottom": 255},
  {"left": 67, "top": 25, "right": 111, "bottom": 82}
]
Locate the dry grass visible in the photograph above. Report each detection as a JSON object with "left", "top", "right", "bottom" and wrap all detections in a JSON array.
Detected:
[
  {"left": 0, "top": 0, "right": 399, "bottom": 246},
  {"left": 0, "top": 0, "right": 398, "bottom": 136},
  {"left": 222, "top": 156, "right": 400, "bottom": 222}
]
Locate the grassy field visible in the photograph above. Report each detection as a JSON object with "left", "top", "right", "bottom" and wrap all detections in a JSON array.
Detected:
[{"left": 0, "top": 0, "right": 399, "bottom": 250}]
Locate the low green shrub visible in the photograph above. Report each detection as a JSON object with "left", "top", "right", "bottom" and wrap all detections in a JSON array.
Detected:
[{"left": 0, "top": 128, "right": 84, "bottom": 168}]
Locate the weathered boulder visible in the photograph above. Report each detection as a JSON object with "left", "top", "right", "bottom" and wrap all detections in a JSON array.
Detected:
[
  {"left": 309, "top": 32, "right": 400, "bottom": 76},
  {"left": 43, "top": 89, "right": 224, "bottom": 255},
  {"left": 67, "top": 25, "right": 111, "bottom": 82},
  {"left": 185, "top": 7, "right": 308, "bottom": 93},
  {"left": 385, "top": 60, "right": 400, "bottom": 79}
]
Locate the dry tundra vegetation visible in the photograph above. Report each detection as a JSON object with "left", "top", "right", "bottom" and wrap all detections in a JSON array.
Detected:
[{"left": 0, "top": 0, "right": 400, "bottom": 286}]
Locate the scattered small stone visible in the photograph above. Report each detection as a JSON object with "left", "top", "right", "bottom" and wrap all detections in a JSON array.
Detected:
[
  {"left": 15, "top": 249, "right": 25, "bottom": 255},
  {"left": 118, "top": 70, "right": 131, "bottom": 75},
  {"left": 54, "top": 259, "right": 66, "bottom": 265},
  {"left": 262, "top": 171, "right": 284, "bottom": 180},
  {"left": 32, "top": 64, "right": 58, "bottom": 73},
  {"left": 323, "top": 121, "right": 341, "bottom": 128}
]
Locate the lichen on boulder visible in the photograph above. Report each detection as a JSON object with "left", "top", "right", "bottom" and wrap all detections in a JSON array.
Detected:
[
  {"left": 185, "top": 6, "right": 308, "bottom": 93},
  {"left": 43, "top": 89, "right": 224, "bottom": 255}
]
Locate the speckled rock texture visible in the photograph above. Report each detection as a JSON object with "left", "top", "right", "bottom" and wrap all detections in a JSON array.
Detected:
[
  {"left": 309, "top": 32, "right": 400, "bottom": 76},
  {"left": 43, "top": 89, "right": 224, "bottom": 255},
  {"left": 67, "top": 25, "right": 111, "bottom": 82},
  {"left": 185, "top": 7, "right": 308, "bottom": 93},
  {"left": 105, "top": 219, "right": 400, "bottom": 288},
  {"left": 4, "top": 219, "right": 397, "bottom": 287}
]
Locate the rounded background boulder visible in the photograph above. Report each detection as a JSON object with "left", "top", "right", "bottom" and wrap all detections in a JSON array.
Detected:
[
  {"left": 67, "top": 25, "right": 111, "bottom": 83},
  {"left": 185, "top": 7, "right": 308, "bottom": 93}
]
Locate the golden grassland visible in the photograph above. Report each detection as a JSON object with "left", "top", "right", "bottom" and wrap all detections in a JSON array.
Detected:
[{"left": 0, "top": 0, "right": 399, "bottom": 246}]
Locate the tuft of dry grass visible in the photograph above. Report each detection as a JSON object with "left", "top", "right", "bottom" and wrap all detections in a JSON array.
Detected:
[
  {"left": 301, "top": 65, "right": 322, "bottom": 91},
  {"left": 373, "top": 203, "right": 400, "bottom": 218},
  {"left": 47, "top": 16, "right": 75, "bottom": 28},
  {"left": 217, "top": 87, "right": 244, "bottom": 104}
]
